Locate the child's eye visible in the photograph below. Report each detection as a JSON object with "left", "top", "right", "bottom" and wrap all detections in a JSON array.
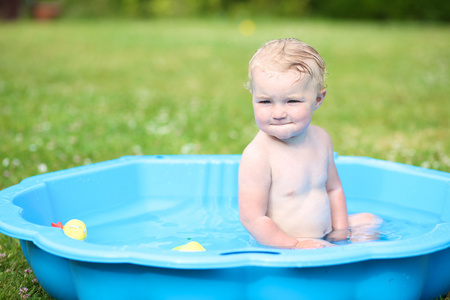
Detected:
[
  {"left": 259, "top": 100, "right": 271, "bottom": 104},
  {"left": 287, "top": 100, "right": 302, "bottom": 103}
]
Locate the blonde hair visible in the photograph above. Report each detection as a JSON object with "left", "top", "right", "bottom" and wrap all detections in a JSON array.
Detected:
[{"left": 247, "top": 38, "right": 326, "bottom": 92}]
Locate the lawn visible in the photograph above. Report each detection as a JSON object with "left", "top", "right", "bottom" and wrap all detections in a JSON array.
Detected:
[{"left": 1, "top": 18, "right": 449, "bottom": 299}]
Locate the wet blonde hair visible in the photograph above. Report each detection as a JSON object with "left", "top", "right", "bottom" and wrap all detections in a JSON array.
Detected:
[{"left": 247, "top": 38, "right": 326, "bottom": 92}]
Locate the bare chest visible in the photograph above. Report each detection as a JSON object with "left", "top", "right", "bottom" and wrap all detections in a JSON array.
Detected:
[{"left": 269, "top": 145, "right": 329, "bottom": 196}]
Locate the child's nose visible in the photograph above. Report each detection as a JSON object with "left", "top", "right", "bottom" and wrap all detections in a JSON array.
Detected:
[{"left": 272, "top": 105, "right": 287, "bottom": 119}]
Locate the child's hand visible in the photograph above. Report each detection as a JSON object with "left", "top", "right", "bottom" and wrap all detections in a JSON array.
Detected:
[{"left": 293, "top": 239, "right": 335, "bottom": 249}]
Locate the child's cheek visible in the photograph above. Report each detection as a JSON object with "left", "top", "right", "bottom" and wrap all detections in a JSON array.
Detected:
[{"left": 254, "top": 110, "right": 267, "bottom": 126}]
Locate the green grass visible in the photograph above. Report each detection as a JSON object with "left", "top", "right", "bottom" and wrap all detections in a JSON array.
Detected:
[{"left": 0, "top": 18, "right": 449, "bottom": 299}]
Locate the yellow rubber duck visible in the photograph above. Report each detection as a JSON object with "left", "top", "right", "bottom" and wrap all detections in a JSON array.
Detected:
[
  {"left": 63, "top": 219, "right": 87, "bottom": 241},
  {"left": 172, "top": 241, "right": 205, "bottom": 252}
]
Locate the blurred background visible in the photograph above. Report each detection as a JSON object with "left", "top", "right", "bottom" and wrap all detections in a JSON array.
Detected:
[
  {"left": 1, "top": 0, "right": 449, "bottom": 21},
  {"left": 1, "top": 0, "right": 449, "bottom": 185}
]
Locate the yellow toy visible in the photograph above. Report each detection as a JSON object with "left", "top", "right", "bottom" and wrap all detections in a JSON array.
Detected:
[
  {"left": 172, "top": 241, "right": 205, "bottom": 252},
  {"left": 63, "top": 219, "right": 87, "bottom": 241}
]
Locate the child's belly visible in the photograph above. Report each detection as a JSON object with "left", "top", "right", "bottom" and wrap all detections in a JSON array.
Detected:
[{"left": 267, "top": 190, "right": 332, "bottom": 239}]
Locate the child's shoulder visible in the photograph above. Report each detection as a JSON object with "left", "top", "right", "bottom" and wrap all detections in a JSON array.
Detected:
[
  {"left": 242, "top": 132, "right": 270, "bottom": 159},
  {"left": 309, "top": 125, "right": 332, "bottom": 143},
  {"left": 309, "top": 125, "right": 335, "bottom": 156}
]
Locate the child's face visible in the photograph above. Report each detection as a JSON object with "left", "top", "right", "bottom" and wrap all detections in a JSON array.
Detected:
[{"left": 251, "top": 68, "right": 325, "bottom": 143}]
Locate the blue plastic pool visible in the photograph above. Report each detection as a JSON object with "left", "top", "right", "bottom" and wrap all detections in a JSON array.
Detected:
[{"left": 0, "top": 155, "right": 449, "bottom": 300}]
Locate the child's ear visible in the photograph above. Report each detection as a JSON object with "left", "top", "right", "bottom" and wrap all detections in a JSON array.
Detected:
[{"left": 314, "top": 89, "right": 326, "bottom": 111}]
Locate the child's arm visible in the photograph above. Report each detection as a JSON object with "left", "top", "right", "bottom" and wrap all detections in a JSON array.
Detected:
[
  {"left": 325, "top": 142, "right": 349, "bottom": 236},
  {"left": 238, "top": 145, "right": 300, "bottom": 249}
]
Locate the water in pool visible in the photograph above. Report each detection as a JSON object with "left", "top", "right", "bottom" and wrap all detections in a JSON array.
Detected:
[{"left": 82, "top": 196, "right": 440, "bottom": 251}]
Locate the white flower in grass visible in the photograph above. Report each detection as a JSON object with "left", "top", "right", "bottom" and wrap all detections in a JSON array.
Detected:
[
  {"left": 37, "top": 163, "right": 48, "bottom": 173},
  {"left": 2, "top": 158, "right": 9, "bottom": 167},
  {"left": 12, "top": 158, "right": 21, "bottom": 167}
]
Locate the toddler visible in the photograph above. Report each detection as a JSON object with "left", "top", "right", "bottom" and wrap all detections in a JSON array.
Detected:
[{"left": 239, "top": 38, "right": 381, "bottom": 249}]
